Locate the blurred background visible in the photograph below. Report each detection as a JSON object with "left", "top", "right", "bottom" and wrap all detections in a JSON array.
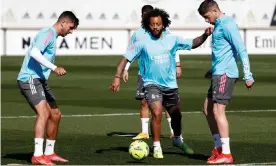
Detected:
[{"left": 1, "top": 0, "right": 276, "bottom": 56}]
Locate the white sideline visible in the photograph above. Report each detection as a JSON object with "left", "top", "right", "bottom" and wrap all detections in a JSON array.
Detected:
[
  {"left": 1, "top": 109, "right": 276, "bottom": 119},
  {"left": 237, "top": 162, "right": 276, "bottom": 165}
]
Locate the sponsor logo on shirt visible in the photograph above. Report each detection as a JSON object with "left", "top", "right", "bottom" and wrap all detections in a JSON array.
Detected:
[{"left": 150, "top": 54, "right": 170, "bottom": 64}]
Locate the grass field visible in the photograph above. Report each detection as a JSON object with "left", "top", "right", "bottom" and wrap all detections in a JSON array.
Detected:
[{"left": 1, "top": 55, "right": 276, "bottom": 165}]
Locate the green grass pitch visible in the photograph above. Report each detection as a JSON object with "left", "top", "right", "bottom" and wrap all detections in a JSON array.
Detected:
[{"left": 1, "top": 55, "right": 276, "bottom": 165}]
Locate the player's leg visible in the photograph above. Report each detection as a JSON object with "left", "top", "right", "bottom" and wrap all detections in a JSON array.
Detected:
[
  {"left": 42, "top": 81, "right": 68, "bottom": 162},
  {"left": 17, "top": 78, "right": 53, "bottom": 165},
  {"left": 144, "top": 85, "right": 164, "bottom": 159},
  {"left": 208, "top": 74, "right": 236, "bottom": 164},
  {"left": 164, "top": 111, "right": 174, "bottom": 139},
  {"left": 133, "top": 75, "right": 150, "bottom": 140},
  {"left": 163, "top": 88, "right": 194, "bottom": 155},
  {"left": 203, "top": 85, "right": 222, "bottom": 161}
]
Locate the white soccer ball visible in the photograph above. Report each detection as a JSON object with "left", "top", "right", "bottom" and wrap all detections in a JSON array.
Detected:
[{"left": 128, "top": 140, "right": 149, "bottom": 160}]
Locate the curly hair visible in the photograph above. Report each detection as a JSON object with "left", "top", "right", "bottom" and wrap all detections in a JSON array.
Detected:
[
  {"left": 141, "top": 8, "right": 171, "bottom": 32},
  {"left": 198, "top": 0, "right": 220, "bottom": 16}
]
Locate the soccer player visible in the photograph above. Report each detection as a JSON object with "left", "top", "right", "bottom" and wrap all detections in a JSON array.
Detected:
[
  {"left": 122, "top": 5, "right": 180, "bottom": 140},
  {"left": 17, "top": 11, "right": 79, "bottom": 165},
  {"left": 197, "top": 0, "right": 255, "bottom": 164},
  {"left": 110, "top": 8, "right": 213, "bottom": 159}
]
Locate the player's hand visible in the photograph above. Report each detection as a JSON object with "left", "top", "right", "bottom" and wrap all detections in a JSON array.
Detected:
[
  {"left": 176, "top": 67, "right": 182, "bottom": 79},
  {"left": 54, "top": 67, "right": 67, "bottom": 76},
  {"left": 109, "top": 77, "right": 121, "bottom": 93},
  {"left": 204, "top": 26, "right": 214, "bottom": 36},
  {"left": 122, "top": 70, "right": 129, "bottom": 83},
  {"left": 245, "top": 80, "right": 255, "bottom": 89},
  {"left": 204, "top": 69, "right": 212, "bottom": 79}
]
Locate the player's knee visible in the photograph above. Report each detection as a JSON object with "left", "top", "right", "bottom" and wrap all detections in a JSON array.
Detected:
[
  {"left": 56, "top": 110, "right": 62, "bottom": 121},
  {"left": 37, "top": 108, "right": 50, "bottom": 120},
  {"left": 151, "top": 109, "right": 162, "bottom": 120},
  {"left": 140, "top": 99, "right": 148, "bottom": 109},
  {"left": 169, "top": 106, "right": 181, "bottom": 116},
  {"left": 50, "top": 109, "right": 62, "bottom": 121}
]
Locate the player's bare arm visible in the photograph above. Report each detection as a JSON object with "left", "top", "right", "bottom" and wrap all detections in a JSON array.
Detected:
[
  {"left": 192, "top": 27, "right": 213, "bottom": 49},
  {"left": 176, "top": 62, "right": 182, "bottom": 79},
  {"left": 115, "top": 57, "right": 128, "bottom": 79},
  {"left": 122, "top": 70, "right": 129, "bottom": 82},
  {"left": 122, "top": 62, "right": 131, "bottom": 82},
  {"left": 110, "top": 57, "right": 128, "bottom": 93}
]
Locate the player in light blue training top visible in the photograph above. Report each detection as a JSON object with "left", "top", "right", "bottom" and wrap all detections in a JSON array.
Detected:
[
  {"left": 110, "top": 8, "right": 213, "bottom": 159},
  {"left": 124, "top": 33, "right": 191, "bottom": 89},
  {"left": 122, "top": 5, "right": 181, "bottom": 140},
  {"left": 17, "top": 11, "right": 79, "bottom": 165},
  {"left": 198, "top": 0, "right": 255, "bottom": 164},
  {"left": 18, "top": 27, "right": 58, "bottom": 81}
]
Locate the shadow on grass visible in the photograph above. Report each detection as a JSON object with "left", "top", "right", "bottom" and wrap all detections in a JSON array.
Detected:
[{"left": 2, "top": 152, "right": 32, "bottom": 163}]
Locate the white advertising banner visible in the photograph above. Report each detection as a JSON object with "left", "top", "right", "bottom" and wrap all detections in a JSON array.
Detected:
[
  {"left": 0, "top": 30, "right": 3, "bottom": 56},
  {"left": 6, "top": 30, "right": 129, "bottom": 55},
  {"left": 3, "top": 29, "right": 276, "bottom": 56},
  {"left": 246, "top": 30, "right": 276, "bottom": 54}
]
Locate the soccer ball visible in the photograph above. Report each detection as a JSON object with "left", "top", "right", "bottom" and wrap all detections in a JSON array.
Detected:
[{"left": 128, "top": 140, "right": 149, "bottom": 160}]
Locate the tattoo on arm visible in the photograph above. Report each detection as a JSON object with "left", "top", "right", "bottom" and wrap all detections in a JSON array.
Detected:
[
  {"left": 192, "top": 33, "right": 208, "bottom": 49},
  {"left": 115, "top": 57, "right": 128, "bottom": 77}
]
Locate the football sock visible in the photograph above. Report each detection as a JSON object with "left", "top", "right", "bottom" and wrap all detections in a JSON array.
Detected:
[
  {"left": 34, "top": 138, "right": 44, "bottom": 156},
  {"left": 44, "top": 139, "right": 56, "bottom": 155},
  {"left": 173, "top": 136, "right": 183, "bottom": 144},
  {"left": 141, "top": 118, "right": 149, "bottom": 134},
  {"left": 167, "top": 118, "right": 174, "bottom": 134},
  {"left": 153, "top": 141, "right": 161, "bottom": 148},
  {"left": 221, "top": 137, "right": 231, "bottom": 154}
]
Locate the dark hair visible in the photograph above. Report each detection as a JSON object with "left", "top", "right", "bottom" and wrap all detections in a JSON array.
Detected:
[
  {"left": 141, "top": 5, "right": 154, "bottom": 14},
  {"left": 198, "top": 0, "right": 220, "bottom": 16},
  {"left": 58, "top": 11, "right": 79, "bottom": 29},
  {"left": 142, "top": 8, "right": 171, "bottom": 32}
]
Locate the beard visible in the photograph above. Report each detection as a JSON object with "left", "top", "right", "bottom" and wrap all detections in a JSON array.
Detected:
[{"left": 150, "top": 29, "right": 162, "bottom": 38}]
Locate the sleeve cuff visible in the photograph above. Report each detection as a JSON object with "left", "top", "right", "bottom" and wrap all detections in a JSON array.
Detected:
[{"left": 124, "top": 62, "right": 131, "bottom": 71}]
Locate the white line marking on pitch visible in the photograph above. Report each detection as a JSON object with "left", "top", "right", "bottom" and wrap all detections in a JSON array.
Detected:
[
  {"left": 237, "top": 162, "right": 276, "bottom": 165},
  {"left": 1, "top": 109, "right": 276, "bottom": 119}
]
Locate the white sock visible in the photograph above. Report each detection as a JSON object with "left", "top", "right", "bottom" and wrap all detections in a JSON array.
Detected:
[
  {"left": 34, "top": 138, "right": 44, "bottom": 157},
  {"left": 44, "top": 139, "right": 56, "bottom": 155},
  {"left": 141, "top": 118, "right": 149, "bottom": 134},
  {"left": 153, "top": 141, "right": 161, "bottom": 150},
  {"left": 167, "top": 118, "right": 174, "bottom": 134},
  {"left": 173, "top": 136, "right": 183, "bottom": 144},
  {"left": 221, "top": 137, "right": 231, "bottom": 154},
  {"left": 213, "top": 134, "right": 222, "bottom": 148}
]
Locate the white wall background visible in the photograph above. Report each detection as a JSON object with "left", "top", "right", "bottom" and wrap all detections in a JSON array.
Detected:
[
  {"left": 1, "top": 0, "right": 276, "bottom": 55},
  {"left": 1, "top": 0, "right": 276, "bottom": 28}
]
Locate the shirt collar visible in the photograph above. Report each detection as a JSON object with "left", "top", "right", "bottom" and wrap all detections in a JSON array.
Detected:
[
  {"left": 215, "top": 14, "right": 227, "bottom": 26},
  {"left": 50, "top": 27, "right": 58, "bottom": 38}
]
